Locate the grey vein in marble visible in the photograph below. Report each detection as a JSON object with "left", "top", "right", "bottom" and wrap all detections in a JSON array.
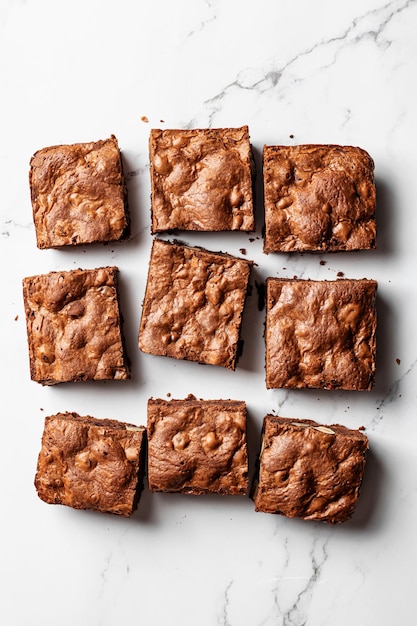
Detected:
[{"left": 189, "top": 0, "right": 416, "bottom": 127}]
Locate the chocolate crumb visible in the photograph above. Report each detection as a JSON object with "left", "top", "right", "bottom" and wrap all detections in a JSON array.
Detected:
[
  {"left": 141, "top": 116, "right": 149, "bottom": 123},
  {"left": 320, "top": 260, "right": 326, "bottom": 266},
  {"left": 14, "top": 314, "right": 18, "bottom": 321},
  {"left": 293, "top": 275, "right": 298, "bottom": 279},
  {"left": 289, "top": 134, "right": 294, "bottom": 138},
  {"left": 160, "top": 119, "right": 165, "bottom": 123},
  {"left": 239, "top": 248, "right": 247, "bottom": 255},
  {"left": 337, "top": 271, "right": 344, "bottom": 277},
  {"left": 396, "top": 358, "right": 401, "bottom": 365},
  {"left": 166, "top": 392, "right": 171, "bottom": 397},
  {"left": 249, "top": 238, "right": 255, "bottom": 242}
]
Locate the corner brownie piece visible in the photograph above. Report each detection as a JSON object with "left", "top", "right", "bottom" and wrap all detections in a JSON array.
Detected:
[
  {"left": 147, "top": 397, "right": 248, "bottom": 495},
  {"left": 23, "top": 266, "right": 129, "bottom": 384},
  {"left": 149, "top": 126, "right": 255, "bottom": 233},
  {"left": 263, "top": 144, "right": 376, "bottom": 252},
  {"left": 265, "top": 278, "right": 377, "bottom": 390},
  {"left": 252, "top": 415, "right": 369, "bottom": 523},
  {"left": 138, "top": 239, "right": 252, "bottom": 369},
  {"left": 29, "top": 135, "right": 128, "bottom": 248},
  {"left": 35, "top": 412, "right": 146, "bottom": 516}
]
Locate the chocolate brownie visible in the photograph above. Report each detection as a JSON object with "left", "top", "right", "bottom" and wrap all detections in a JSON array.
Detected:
[
  {"left": 29, "top": 135, "right": 128, "bottom": 248},
  {"left": 23, "top": 266, "right": 129, "bottom": 384},
  {"left": 35, "top": 412, "right": 146, "bottom": 516},
  {"left": 263, "top": 144, "right": 376, "bottom": 252},
  {"left": 147, "top": 397, "right": 248, "bottom": 495},
  {"left": 138, "top": 239, "right": 252, "bottom": 369},
  {"left": 252, "top": 415, "right": 369, "bottom": 523},
  {"left": 149, "top": 126, "right": 255, "bottom": 232},
  {"left": 265, "top": 278, "right": 377, "bottom": 390}
]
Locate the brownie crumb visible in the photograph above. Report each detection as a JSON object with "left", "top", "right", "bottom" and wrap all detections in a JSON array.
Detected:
[
  {"left": 14, "top": 314, "right": 18, "bottom": 321},
  {"left": 249, "top": 238, "right": 255, "bottom": 242},
  {"left": 289, "top": 134, "right": 294, "bottom": 139},
  {"left": 337, "top": 271, "right": 344, "bottom": 277},
  {"left": 240, "top": 248, "right": 247, "bottom": 255},
  {"left": 396, "top": 358, "right": 401, "bottom": 365},
  {"left": 320, "top": 260, "right": 326, "bottom": 266}
]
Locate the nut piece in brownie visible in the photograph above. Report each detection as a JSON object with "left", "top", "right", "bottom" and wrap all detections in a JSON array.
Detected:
[
  {"left": 35, "top": 412, "right": 146, "bottom": 516},
  {"left": 138, "top": 239, "right": 252, "bottom": 369},
  {"left": 252, "top": 415, "right": 369, "bottom": 523},
  {"left": 29, "top": 135, "right": 129, "bottom": 248},
  {"left": 23, "top": 266, "right": 129, "bottom": 384},
  {"left": 263, "top": 144, "right": 376, "bottom": 252},
  {"left": 147, "top": 396, "right": 248, "bottom": 495},
  {"left": 265, "top": 278, "right": 377, "bottom": 390},
  {"left": 149, "top": 126, "right": 255, "bottom": 232}
]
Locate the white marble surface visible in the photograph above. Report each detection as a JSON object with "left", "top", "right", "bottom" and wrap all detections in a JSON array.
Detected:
[{"left": 1, "top": 0, "right": 417, "bottom": 624}]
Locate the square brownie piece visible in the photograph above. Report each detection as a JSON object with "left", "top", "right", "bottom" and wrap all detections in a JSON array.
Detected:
[
  {"left": 138, "top": 239, "right": 252, "bottom": 369},
  {"left": 252, "top": 415, "right": 369, "bottom": 523},
  {"left": 23, "top": 266, "right": 129, "bottom": 384},
  {"left": 29, "top": 135, "right": 128, "bottom": 248},
  {"left": 265, "top": 278, "right": 377, "bottom": 390},
  {"left": 263, "top": 144, "right": 376, "bottom": 252},
  {"left": 149, "top": 126, "right": 255, "bottom": 232},
  {"left": 147, "top": 397, "right": 248, "bottom": 495},
  {"left": 35, "top": 412, "right": 146, "bottom": 516}
]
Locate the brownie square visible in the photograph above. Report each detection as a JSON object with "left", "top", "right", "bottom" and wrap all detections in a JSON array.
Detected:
[
  {"left": 149, "top": 126, "right": 255, "bottom": 233},
  {"left": 138, "top": 239, "right": 252, "bottom": 369},
  {"left": 29, "top": 135, "right": 128, "bottom": 248},
  {"left": 35, "top": 412, "right": 146, "bottom": 516},
  {"left": 23, "top": 266, "right": 129, "bottom": 384},
  {"left": 252, "top": 415, "right": 369, "bottom": 523},
  {"left": 147, "top": 397, "right": 248, "bottom": 495},
  {"left": 263, "top": 144, "right": 376, "bottom": 252},
  {"left": 265, "top": 278, "right": 377, "bottom": 390}
]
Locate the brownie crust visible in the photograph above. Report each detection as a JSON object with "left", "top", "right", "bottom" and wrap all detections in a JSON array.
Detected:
[
  {"left": 265, "top": 278, "right": 377, "bottom": 390},
  {"left": 138, "top": 239, "right": 252, "bottom": 369},
  {"left": 252, "top": 415, "right": 369, "bottom": 523},
  {"left": 147, "top": 397, "right": 248, "bottom": 495},
  {"left": 29, "top": 135, "right": 128, "bottom": 248},
  {"left": 35, "top": 412, "right": 146, "bottom": 516},
  {"left": 23, "top": 266, "right": 129, "bottom": 384},
  {"left": 263, "top": 144, "right": 376, "bottom": 252},
  {"left": 150, "top": 126, "right": 255, "bottom": 232}
]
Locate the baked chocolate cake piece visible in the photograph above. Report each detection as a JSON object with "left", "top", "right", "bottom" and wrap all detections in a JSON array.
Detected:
[
  {"left": 29, "top": 135, "right": 128, "bottom": 248},
  {"left": 149, "top": 126, "right": 255, "bottom": 233},
  {"left": 147, "top": 397, "right": 248, "bottom": 495},
  {"left": 265, "top": 278, "right": 377, "bottom": 390},
  {"left": 252, "top": 415, "right": 369, "bottom": 523},
  {"left": 263, "top": 144, "right": 376, "bottom": 253},
  {"left": 23, "top": 266, "right": 129, "bottom": 384},
  {"left": 35, "top": 412, "right": 146, "bottom": 516},
  {"left": 138, "top": 239, "right": 252, "bottom": 370}
]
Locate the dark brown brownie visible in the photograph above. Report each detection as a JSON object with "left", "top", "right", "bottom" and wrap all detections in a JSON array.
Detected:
[
  {"left": 35, "top": 412, "right": 146, "bottom": 516},
  {"left": 265, "top": 278, "right": 377, "bottom": 390},
  {"left": 147, "top": 397, "right": 248, "bottom": 495},
  {"left": 138, "top": 239, "right": 252, "bottom": 370},
  {"left": 29, "top": 135, "right": 128, "bottom": 248},
  {"left": 23, "top": 266, "right": 129, "bottom": 385},
  {"left": 263, "top": 144, "right": 376, "bottom": 252},
  {"left": 149, "top": 126, "right": 255, "bottom": 233},
  {"left": 252, "top": 415, "right": 369, "bottom": 523}
]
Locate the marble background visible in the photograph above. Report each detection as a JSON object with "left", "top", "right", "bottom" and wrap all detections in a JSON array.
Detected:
[{"left": 1, "top": 0, "right": 416, "bottom": 624}]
